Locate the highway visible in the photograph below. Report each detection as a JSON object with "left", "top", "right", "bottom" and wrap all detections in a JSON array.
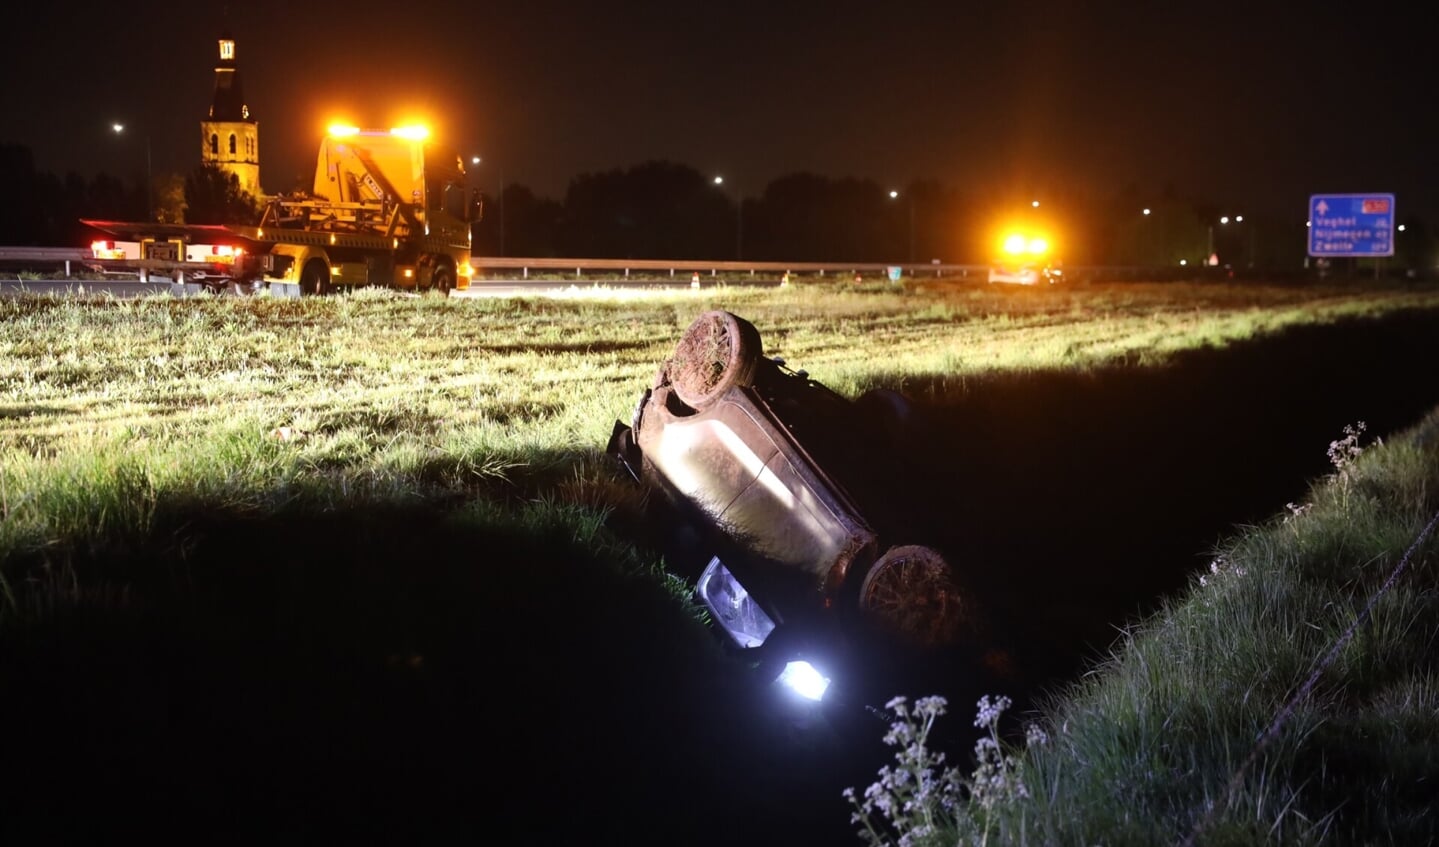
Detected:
[
  {"left": 0, "top": 276, "right": 786, "bottom": 299},
  {"left": 0, "top": 279, "right": 178, "bottom": 299},
  {"left": 0, "top": 245, "right": 1163, "bottom": 297}
]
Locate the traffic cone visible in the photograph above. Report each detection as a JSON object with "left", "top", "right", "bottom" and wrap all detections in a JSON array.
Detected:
[{"left": 691, "top": 271, "right": 700, "bottom": 288}]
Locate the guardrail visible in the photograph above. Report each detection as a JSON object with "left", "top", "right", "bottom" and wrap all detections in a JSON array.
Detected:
[
  {"left": 1, "top": 245, "right": 1161, "bottom": 283},
  {"left": 469, "top": 256, "right": 990, "bottom": 279},
  {"left": 0, "top": 247, "right": 90, "bottom": 260},
  {"left": 0, "top": 246, "right": 91, "bottom": 277}
]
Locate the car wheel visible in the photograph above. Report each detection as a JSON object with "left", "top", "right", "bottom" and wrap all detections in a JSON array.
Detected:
[
  {"left": 856, "top": 388, "right": 915, "bottom": 448},
  {"left": 666, "top": 310, "right": 763, "bottom": 410},
  {"left": 858, "top": 545, "right": 965, "bottom": 648}
]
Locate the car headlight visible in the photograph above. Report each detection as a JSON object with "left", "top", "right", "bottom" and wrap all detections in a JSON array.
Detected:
[
  {"left": 777, "top": 660, "right": 831, "bottom": 701},
  {"left": 696, "top": 556, "right": 775, "bottom": 648}
]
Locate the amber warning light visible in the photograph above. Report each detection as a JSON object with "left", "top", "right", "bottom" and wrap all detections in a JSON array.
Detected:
[{"left": 1000, "top": 232, "right": 1051, "bottom": 257}]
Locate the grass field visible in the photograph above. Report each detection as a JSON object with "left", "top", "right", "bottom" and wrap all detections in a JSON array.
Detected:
[{"left": 2, "top": 277, "right": 1438, "bottom": 844}]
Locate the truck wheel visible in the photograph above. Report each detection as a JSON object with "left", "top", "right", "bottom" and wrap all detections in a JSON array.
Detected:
[
  {"left": 431, "top": 265, "right": 454, "bottom": 296},
  {"left": 299, "top": 260, "right": 329, "bottom": 296},
  {"left": 666, "top": 310, "right": 762, "bottom": 410},
  {"left": 858, "top": 545, "right": 965, "bottom": 648}
]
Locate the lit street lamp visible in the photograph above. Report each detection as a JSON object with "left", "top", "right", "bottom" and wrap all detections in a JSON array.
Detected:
[
  {"left": 890, "top": 189, "right": 915, "bottom": 263},
  {"left": 714, "top": 175, "right": 742, "bottom": 260},
  {"left": 474, "top": 155, "right": 505, "bottom": 256},
  {"left": 1139, "top": 208, "right": 1152, "bottom": 265},
  {"left": 1233, "top": 214, "right": 1256, "bottom": 268},
  {"left": 112, "top": 122, "right": 152, "bottom": 221},
  {"left": 1206, "top": 214, "right": 1234, "bottom": 265}
]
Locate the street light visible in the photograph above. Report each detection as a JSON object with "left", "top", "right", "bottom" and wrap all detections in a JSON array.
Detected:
[
  {"left": 890, "top": 189, "right": 915, "bottom": 263},
  {"left": 474, "top": 155, "right": 505, "bottom": 256},
  {"left": 1232, "top": 214, "right": 1255, "bottom": 268},
  {"left": 713, "top": 175, "right": 742, "bottom": 260},
  {"left": 1205, "top": 213, "right": 1235, "bottom": 265},
  {"left": 1139, "top": 208, "right": 1152, "bottom": 265},
  {"left": 111, "top": 122, "right": 152, "bottom": 221}
]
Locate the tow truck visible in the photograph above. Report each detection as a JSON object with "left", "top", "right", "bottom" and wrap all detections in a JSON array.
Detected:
[
  {"left": 83, "top": 124, "right": 480, "bottom": 296},
  {"left": 988, "top": 228, "right": 1062, "bottom": 286}
]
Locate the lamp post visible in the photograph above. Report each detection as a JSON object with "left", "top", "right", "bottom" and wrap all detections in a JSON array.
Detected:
[
  {"left": 473, "top": 156, "right": 505, "bottom": 256},
  {"left": 112, "top": 122, "right": 152, "bottom": 221},
  {"left": 1232, "top": 214, "right": 1258, "bottom": 269},
  {"left": 713, "top": 175, "right": 742, "bottom": 260},
  {"left": 889, "top": 189, "right": 915, "bottom": 263},
  {"left": 1205, "top": 215, "right": 1232, "bottom": 266},
  {"left": 1141, "top": 208, "right": 1151, "bottom": 266}
]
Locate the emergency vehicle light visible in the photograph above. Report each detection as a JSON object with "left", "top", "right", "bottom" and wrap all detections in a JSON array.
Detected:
[{"left": 1000, "top": 232, "right": 1051, "bottom": 257}]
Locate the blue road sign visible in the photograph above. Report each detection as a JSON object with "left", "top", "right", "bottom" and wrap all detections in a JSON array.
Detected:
[{"left": 1308, "top": 193, "right": 1395, "bottom": 257}]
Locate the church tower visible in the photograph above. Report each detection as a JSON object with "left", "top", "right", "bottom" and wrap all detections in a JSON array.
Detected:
[{"left": 199, "top": 32, "right": 261, "bottom": 197}]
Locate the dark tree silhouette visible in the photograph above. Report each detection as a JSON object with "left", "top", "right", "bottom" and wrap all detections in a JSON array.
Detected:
[
  {"left": 560, "top": 161, "right": 731, "bottom": 259},
  {"left": 5, "top": 140, "right": 1376, "bottom": 272},
  {"left": 183, "top": 164, "right": 260, "bottom": 225},
  {"left": 473, "top": 184, "right": 563, "bottom": 258}
]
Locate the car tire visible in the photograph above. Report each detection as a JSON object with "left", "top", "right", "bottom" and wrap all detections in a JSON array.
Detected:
[
  {"left": 855, "top": 388, "right": 915, "bottom": 449},
  {"left": 667, "top": 310, "right": 763, "bottom": 410},
  {"left": 858, "top": 545, "right": 965, "bottom": 648}
]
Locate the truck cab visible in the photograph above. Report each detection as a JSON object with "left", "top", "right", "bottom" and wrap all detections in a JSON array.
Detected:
[{"left": 988, "top": 228, "right": 1062, "bottom": 286}]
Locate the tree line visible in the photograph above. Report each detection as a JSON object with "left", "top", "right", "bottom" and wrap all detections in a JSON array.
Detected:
[{"left": 2, "top": 141, "right": 1431, "bottom": 270}]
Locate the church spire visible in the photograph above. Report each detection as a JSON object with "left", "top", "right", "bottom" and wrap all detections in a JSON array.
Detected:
[
  {"left": 200, "top": 30, "right": 262, "bottom": 197},
  {"left": 207, "top": 31, "right": 251, "bottom": 122}
]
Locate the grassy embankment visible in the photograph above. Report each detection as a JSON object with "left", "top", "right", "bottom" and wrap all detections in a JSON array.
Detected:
[
  {"left": 2, "top": 277, "right": 1438, "bottom": 842},
  {"left": 850, "top": 405, "right": 1439, "bottom": 845}
]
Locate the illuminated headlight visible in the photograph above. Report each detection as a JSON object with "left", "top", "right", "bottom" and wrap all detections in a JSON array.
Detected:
[
  {"left": 696, "top": 557, "right": 775, "bottom": 648},
  {"left": 777, "top": 661, "right": 831, "bottom": 701}
]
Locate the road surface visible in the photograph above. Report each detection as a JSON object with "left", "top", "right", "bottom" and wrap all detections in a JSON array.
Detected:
[{"left": 0, "top": 277, "right": 783, "bottom": 299}]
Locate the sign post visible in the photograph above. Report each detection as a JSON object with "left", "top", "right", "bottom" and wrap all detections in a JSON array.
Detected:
[{"left": 1308, "top": 193, "right": 1394, "bottom": 258}]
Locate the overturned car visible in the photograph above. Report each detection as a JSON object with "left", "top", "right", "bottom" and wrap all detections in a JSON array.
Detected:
[{"left": 607, "top": 310, "right": 972, "bottom": 701}]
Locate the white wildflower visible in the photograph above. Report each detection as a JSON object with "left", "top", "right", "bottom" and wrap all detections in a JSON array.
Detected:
[
  {"left": 1025, "top": 723, "right": 1049, "bottom": 747},
  {"left": 1327, "top": 421, "right": 1367, "bottom": 471},
  {"left": 974, "top": 694, "right": 1011, "bottom": 728}
]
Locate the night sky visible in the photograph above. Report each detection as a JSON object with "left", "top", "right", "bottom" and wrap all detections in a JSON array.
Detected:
[{"left": 3, "top": 0, "right": 1434, "bottom": 222}]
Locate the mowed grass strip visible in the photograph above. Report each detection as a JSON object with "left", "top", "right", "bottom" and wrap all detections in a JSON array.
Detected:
[{"left": 4, "top": 276, "right": 1438, "bottom": 627}]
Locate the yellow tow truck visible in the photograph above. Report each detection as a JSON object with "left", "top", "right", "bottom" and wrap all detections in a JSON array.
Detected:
[
  {"left": 988, "top": 227, "right": 1062, "bottom": 286},
  {"left": 84, "top": 124, "right": 481, "bottom": 296}
]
